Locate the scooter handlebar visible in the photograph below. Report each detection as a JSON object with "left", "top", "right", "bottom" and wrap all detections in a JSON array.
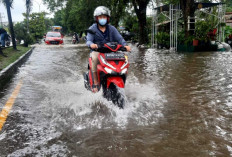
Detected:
[{"left": 93, "top": 43, "right": 128, "bottom": 53}]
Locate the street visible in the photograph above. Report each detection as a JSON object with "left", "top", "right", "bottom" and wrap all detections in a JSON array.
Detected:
[{"left": 0, "top": 41, "right": 232, "bottom": 156}]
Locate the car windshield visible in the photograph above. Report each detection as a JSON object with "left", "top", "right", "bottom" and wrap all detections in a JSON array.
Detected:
[{"left": 46, "top": 32, "right": 61, "bottom": 37}]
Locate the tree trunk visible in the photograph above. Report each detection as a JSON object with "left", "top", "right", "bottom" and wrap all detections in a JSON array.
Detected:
[
  {"left": 180, "top": 0, "right": 195, "bottom": 37},
  {"left": 26, "top": 0, "right": 32, "bottom": 33},
  {"left": 5, "top": 0, "right": 17, "bottom": 50},
  {"left": 26, "top": 9, "right": 29, "bottom": 33},
  {"left": 132, "top": 0, "right": 150, "bottom": 45},
  {"left": 138, "top": 11, "right": 148, "bottom": 45}
]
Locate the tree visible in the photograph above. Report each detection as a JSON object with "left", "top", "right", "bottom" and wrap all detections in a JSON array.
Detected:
[
  {"left": 1, "top": 0, "right": 17, "bottom": 50},
  {"left": 110, "top": 0, "right": 129, "bottom": 28},
  {"left": 28, "top": 12, "right": 46, "bottom": 41},
  {"left": 14, "top": 22, "right": 27, "bottom": 44},
  {"left": 58, "top": 0, "right": 129, "bottom": 34},
  {"left": 131, "top": 0, "right": 150, "bottom": 45},
  {"left": 44, "top": 18, "right": 54, "bottom": 32},
  {"left": 26, "top": 0, "right": 32, "bottom": 33},
  {"left": 43, "top": 0, "right": 67, "bottom": 12},
  {"left": 180, "top": 0, "right": 195, "bottom": 36},
  {"left": 161, "top": 0, "right": 195, "bottom": 37}
]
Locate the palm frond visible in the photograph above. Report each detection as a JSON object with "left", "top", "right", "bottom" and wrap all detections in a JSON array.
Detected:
[{"left": 1, "top": 0, "right": 14, "bottom": 8}]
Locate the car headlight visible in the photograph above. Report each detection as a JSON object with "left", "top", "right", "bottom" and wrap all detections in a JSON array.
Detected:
[{"left": 100, "top": 55, "right": 116, "bottom": 70}]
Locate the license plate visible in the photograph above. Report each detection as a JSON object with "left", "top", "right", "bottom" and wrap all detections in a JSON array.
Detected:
[
  {"left": 105, "top": 53, "right": 125, "bottom": 60},
  {"left": 50, "top": 41, "right": 59, "bottom": 44}
]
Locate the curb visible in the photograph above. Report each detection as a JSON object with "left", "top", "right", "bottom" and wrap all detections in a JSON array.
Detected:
[{"left": 0, "top": 47, "right": 35, "bottom": 89}]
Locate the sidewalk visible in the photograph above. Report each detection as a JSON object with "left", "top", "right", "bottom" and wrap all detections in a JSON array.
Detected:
[{"left": 0, "top": 46, "right": 34, "bottom": 89}]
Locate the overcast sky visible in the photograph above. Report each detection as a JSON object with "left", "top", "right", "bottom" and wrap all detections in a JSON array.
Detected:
[{"left": 0, "top": 0, "right": 52, "bottom": 23}]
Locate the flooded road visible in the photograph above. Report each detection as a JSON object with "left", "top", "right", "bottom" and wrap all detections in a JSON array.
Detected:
[{"left": 0, "top": 43, "right": 232, "bottom": 156}]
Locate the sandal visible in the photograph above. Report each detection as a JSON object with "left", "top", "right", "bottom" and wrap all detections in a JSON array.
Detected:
[{"left": 92, "top": 84, "right": 100, "bottom": 93}]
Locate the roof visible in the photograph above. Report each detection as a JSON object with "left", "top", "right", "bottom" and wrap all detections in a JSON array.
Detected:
[{"left": 154, "top": 2, "right": 224, "bottom": 12}]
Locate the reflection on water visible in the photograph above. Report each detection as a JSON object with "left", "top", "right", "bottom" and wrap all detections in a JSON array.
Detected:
[{"left": 0, "top": 44, "right": 232, "bottom": 156}]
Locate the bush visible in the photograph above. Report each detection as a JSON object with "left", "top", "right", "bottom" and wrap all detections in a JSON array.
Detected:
[
  {"left": 23, "top": 34, "right": 34, "bottom": 47},
  {"left": 155, "top": 32, "right": 170, "bottom": 48},
  {"left": 195, "top": 20, "right": 211, "bottom": 41},
  {"left": 14, "top": 22, "right": 35, "bottom": 47}
]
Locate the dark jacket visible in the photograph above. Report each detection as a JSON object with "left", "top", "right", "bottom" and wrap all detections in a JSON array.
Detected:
[
  {"left": 86, "top": 23, "right": 127, "bottom": 47},
  {"left": 0, "top": 28, "right": 6, "bottom": 34}
]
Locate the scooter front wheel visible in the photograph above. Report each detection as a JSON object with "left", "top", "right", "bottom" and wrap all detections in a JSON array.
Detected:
[
  {"left": 83, "top": 72, "right": 91, "bottom": 91},
  {"left": 103, "top": 83, "right": 125, "bottom": 108}
]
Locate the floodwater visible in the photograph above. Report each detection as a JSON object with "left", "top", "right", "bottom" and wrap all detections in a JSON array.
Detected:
[{"left": 0, "top": 41, "right": 232, "bottom": 156}]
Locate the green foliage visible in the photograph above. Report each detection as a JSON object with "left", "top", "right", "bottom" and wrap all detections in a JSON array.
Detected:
[
  {"left": 161, "top": 0, "right": 179, "bottom": 4},
  {"left": 28, "top": 12, "right": 46, "bottom": 40},
  {"left": 225, "top": 25, "right": 232, "bottom": 38},
  {"left": 177, "top": 30, "right": 185, "bottom": 44},
  {"left": 49, "top": 0, "right": 128, "bottom": 34},
  {"left": 14, "top": 21, "right": 34, "bottom": 47},
  {"left": 14, "top": 22, "right": 27, "bottom": 44},
  {"left": 52, "top": 9, "right": 65, "bottom": 31},
  {"left": 44, "top": 18, "right": 54, "bottom": 32},
  {"left": 14, "top": 12, "right": 49, "bottom": 46},
  {"left": 0, "top": 46, "right": 31, "bottom": 70},
  {"left": 195, "top": 20, "right": 211, "bottom": 41},
  {"left": 184, "top": 35, "right": 195, "bottom": 45},
  {"left": 42, "top": 0, "right": 67, "bottom": 12},
  {"left": 155, "top": 32, "right": 170, "bottom": 48},
  {"left": 122, "top": 10, "right": 139, "bottom": 40},
  {"left": 23, "top": 34, "right": 34, "bottom": 47}
]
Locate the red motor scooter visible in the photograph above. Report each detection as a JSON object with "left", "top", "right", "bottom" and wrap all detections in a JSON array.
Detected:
[{"left": 84, "top": 42, "right": 130, "bottom": 108}]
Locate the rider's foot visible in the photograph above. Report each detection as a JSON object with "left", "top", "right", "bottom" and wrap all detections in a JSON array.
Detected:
[{"left": 92, "top": 83, "right": 100, "bottom": 93}]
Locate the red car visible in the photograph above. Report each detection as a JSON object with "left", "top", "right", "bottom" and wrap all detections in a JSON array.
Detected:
[{"left": 45, "top": 32, "right": 64, "bottom": 45}]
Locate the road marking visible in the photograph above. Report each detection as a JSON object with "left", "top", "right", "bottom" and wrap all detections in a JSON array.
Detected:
[{"left": 0, "top": 80, "right": 23, "bottom": 131}]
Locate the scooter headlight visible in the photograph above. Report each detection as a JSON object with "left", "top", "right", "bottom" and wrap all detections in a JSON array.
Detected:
[
  {"left": 104, "top": 67, "right": 113, "bottom": 74},
  {"left": 100, "top": 55, "right": 116, "bottom": 70},
  {"left": 121, "top": 56, "right": 129, "bottom": 70},
  {"left": 121, "top": 68, "right": 127, "bottom": 74}
]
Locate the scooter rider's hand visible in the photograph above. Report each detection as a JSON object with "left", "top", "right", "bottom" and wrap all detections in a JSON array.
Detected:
[
  {"left": 90, "top": 44, "right": 98, "bottom": 50},
  {"left": 124, "top": 45, "right": 131, "bottom": 52}
]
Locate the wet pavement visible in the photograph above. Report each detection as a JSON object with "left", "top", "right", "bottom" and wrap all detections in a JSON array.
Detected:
[{"left": 0, "top": 40, "right": 232, "bottom": 156}]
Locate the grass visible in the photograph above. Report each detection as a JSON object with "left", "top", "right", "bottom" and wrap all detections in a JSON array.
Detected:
[{"left": 0, "top": 46, "right": 31, "bottom": 71}]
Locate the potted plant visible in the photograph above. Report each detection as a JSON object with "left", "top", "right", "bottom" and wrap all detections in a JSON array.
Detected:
[
  {"left": 193, "top": 36, "right": 199, "bottom": 46},
  {"left": 207, "top": 28, "right": 217, "bottom": 44},
  {"left": 195, "top": 21, "right": 211, "bottom": 46}
]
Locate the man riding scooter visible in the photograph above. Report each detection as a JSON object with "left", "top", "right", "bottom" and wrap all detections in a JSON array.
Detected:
[
  {"left": 72, "top": 32, "right": 79, "bottom": 44},
  {"left": 0, "top": 27, "right": 7, "bottom": 48},
  {"left": 86, "top": 6, "right": 131, "bottom": 93}
]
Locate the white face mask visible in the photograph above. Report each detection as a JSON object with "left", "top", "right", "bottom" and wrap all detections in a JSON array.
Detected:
[{"left": 99, "top": 18, "right": 107, "bottom": 26}]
